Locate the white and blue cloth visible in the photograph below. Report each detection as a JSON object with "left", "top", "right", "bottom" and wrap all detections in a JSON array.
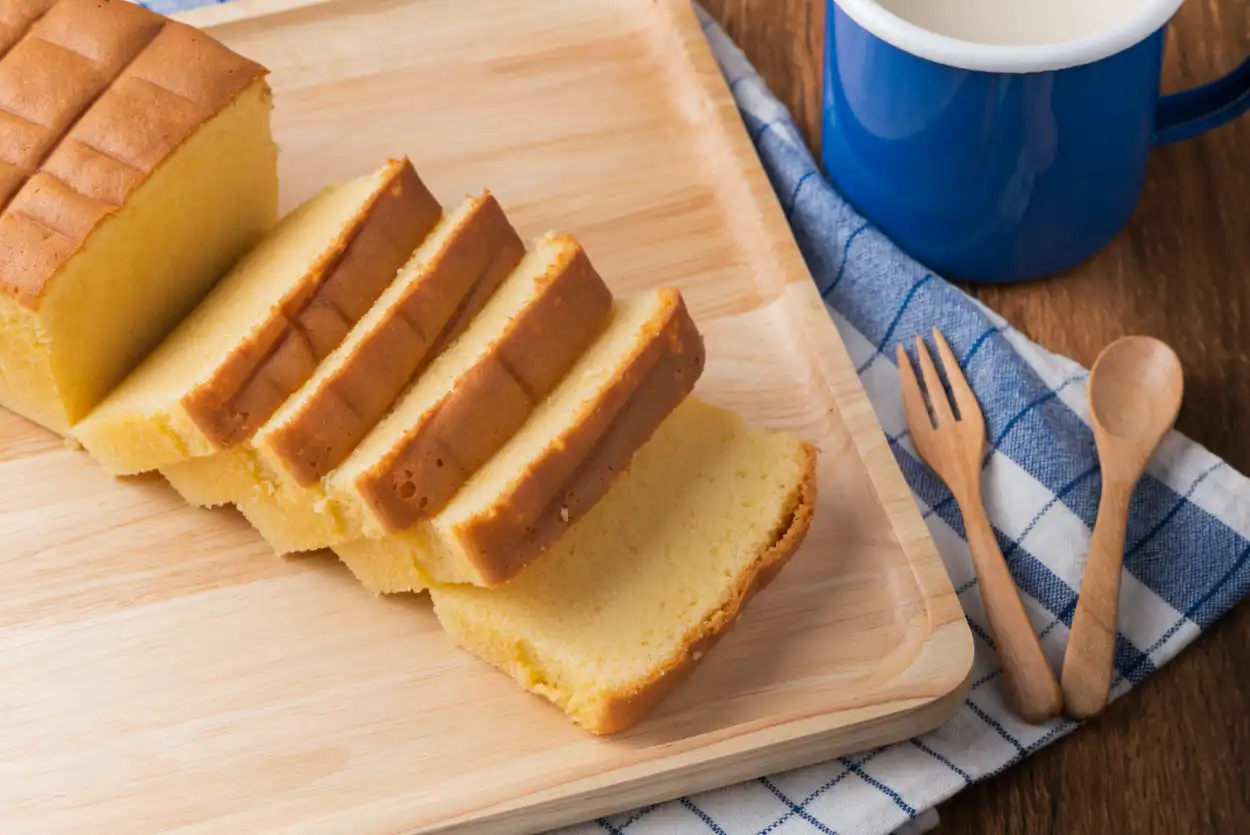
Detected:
[{"left": 153, "top": 1, "right": 1250, "bottom": 833}]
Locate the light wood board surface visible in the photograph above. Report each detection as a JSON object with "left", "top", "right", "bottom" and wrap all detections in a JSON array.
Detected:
[{"left": 0, "top": 1, "right": 973, "bottom": 832}]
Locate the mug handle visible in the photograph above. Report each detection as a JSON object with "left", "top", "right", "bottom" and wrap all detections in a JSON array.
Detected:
[{"left": 1155, "top": 54, "right": 1250, "bottom": 145}]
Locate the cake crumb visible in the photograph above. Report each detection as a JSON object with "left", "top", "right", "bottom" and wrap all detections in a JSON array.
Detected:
[
  {"left": 560, "top": 506, "right": 570, "bottom": 522},
  {"left": 693, "top": 651, "right": 704, "bottom": 661}
]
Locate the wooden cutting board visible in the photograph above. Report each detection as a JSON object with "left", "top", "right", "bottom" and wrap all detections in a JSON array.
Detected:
[{"left": 0, "top": 0, "right": 973, "bottom": 832}]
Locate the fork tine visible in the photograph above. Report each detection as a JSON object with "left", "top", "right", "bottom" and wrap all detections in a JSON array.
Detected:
[
  {"left": 931, "top": 328, "right": 982, "bottom": 422},
  {"left": 896, "top": 344, "right": 934, "bottom": 433},
  {"left": 914, "top": 335, "right": 956, "bottom": 426}
]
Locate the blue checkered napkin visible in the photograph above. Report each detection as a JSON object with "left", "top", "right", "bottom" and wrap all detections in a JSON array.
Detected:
[
  {"left": 139, "top": 0, "right": 206, "bottom": 16},
  {"left": 149, "top": 0, "right": 1250, "bottom": 832}
]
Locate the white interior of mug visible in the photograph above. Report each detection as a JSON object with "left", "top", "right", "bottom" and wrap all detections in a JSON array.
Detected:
[{"left": 833, "top": 0, "right": 1185, "bottom": 72}]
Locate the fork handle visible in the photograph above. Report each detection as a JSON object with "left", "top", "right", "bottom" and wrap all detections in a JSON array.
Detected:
[{"left": 959, "top": 495, "right": 1064, "bottom": 723}]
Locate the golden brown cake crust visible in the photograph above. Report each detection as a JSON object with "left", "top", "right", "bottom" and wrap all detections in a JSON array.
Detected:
[
  {"left": 0, "top": 0, "right": 57, "bottom": 58},
  {"left": 586, "top": 443, "right": 818, "bottom": 735},
  {"left": 462, "top": 289, "right": 707, "bottom": 587},
  {"left": 0, "top": 2, "right": 268, "bottom": 307},
  {"left": 180, "top": 158, "right": 442, "bottom": 449},
  {"left": 354, "top": 240, "right": 614, "bottom": 532},
  {"left": 265, "top": 193, "right": 525, "bottom": 487}
]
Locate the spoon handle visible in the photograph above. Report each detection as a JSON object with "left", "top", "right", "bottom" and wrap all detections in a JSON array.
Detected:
[
  {"left": 1062, "top": 480, "right": 1133, "bottom": 719},
  {"left": 959, "top": 494, "right": 1063, "bottom": 723}
]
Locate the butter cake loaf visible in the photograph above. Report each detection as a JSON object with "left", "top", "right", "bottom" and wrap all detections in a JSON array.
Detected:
[
  {"left": 0, "top": 0, "right": 279, "bottom": 435},
  {"left": 162, "top": 191, "right": 524, "bottom": 510},
  {"left": 224, "top": 233, "right": 614, "bottom": 554},
  {"left": 431, "top": 397, "right": 817, "bottom": 735},
  {"left": 74, "top": 157, "right": 441, "bottom": 474},
  {"left": 335, "top": 287, "right": 705, "bottom": 590}
]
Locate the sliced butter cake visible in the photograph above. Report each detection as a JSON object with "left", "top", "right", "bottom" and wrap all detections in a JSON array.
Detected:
[
  {"left": 162, "top": 191, "right": 524, "bottom": 510},
  {"left": 231, "top": 233, "right": 613, "bottom": 554},
  {"left": 0, "top": 0, "right": 278, "bottom": 434},
  {"left": 328, "top": 234, "right": 614, "bottom": 537},
  {"left": 74, "top": 157, "right": 441, "bottom": 474},
  {"left": 431, "top": 397, "right": 817, "bottom": 735},
  {"left": 335, "top": 287, "right": 705, "bottom": 590}
]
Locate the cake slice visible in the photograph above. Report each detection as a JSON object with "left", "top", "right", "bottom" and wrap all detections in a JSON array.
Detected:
[
  {"left": 227, "top": 234, "right": 614, "bottom": 554},
  {"left": 327, "top": 234, "right": 614, "bottom": 535},
  {"left": 335, "top": 287, "right": 705, "bottom": 590},
  {"left": 259, "top": 191, "right": 525, "bottom": 487},
  {"left": 161, "top": 191, "right": 524, "bottom": 508},
  {"left": 0, "top": 0, "right": 278, "bottom": 435},
  {"left": 431, "top": 397, "right": 817, "bottom": 735},
  {"left": 74, "top": 157, "right": 441, "bottom": 474}
]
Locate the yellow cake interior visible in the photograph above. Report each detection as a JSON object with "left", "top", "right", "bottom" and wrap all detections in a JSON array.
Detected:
[
  {"left": 334, "top": 290, "right": 677, "bottom": 589},
  {"left": 162, "top": 444, "right": 261, "bottom": 509},
  {"left": 73, "top": 164, "right": 391, "bottom": 474},
  {"left": 0, "top": 81, "right": 277, "bottom": 435},
  {"left": 430, "top": 397, "right": 812, "bottom": 733}
]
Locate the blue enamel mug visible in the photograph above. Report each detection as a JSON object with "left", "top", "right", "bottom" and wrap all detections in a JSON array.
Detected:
[{"left": 822, "top": 0, "right": 1250, "bottom": 283}]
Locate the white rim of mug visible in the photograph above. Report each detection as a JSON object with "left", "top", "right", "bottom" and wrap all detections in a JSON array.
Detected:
[{"left": 831, "top": 0, "right": 1186, "bottom": 73}]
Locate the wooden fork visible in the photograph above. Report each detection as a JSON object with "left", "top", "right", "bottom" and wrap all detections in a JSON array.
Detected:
[{"left": 897, "top": 329, "right": 1063, "bottom": 723}]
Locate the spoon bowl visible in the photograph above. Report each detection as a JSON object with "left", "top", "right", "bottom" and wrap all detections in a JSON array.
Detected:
[{"left": 1088, "top": 336, "right": 1184, "bottom": 445}]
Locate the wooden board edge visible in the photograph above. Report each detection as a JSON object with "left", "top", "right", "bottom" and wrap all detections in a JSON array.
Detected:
[
  {"left": 652, "top": 0, "right": 972, "bottom": 704},
  {"left": 425, "top": 658, "right": 975, "bottom": 835}
]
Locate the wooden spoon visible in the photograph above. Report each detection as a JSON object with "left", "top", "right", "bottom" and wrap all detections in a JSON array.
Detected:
[{"left": 1061, "top": 336, "right": 1183, "bottom": 720}]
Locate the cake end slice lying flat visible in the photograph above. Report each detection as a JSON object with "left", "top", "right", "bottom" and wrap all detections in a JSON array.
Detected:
[
  {"left": 431, "top": 397, "right": 817, "bottom": 735},
  {"left": 75, "top": 157, "right": 440, "bottom": 475},
  {"left": 335, "top": 286, "right": 705, "bottom": 591}
]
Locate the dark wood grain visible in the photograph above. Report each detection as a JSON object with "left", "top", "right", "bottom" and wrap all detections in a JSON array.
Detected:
[{"left": 699, "top": 0, "right": 1250, "bottom": 830}]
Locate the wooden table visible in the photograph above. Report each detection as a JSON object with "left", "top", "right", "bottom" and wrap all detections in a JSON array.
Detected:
[{"left": 700, "top": 0, "right": 1250, "bottom": 831}]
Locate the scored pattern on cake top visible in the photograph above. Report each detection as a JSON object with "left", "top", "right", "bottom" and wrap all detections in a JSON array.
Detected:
[
  {"left": 0, "top": 0, "right": 57, "bottom": 59},
  {"left": 0, "top": 0, "right": 266, "bottom": 307}
]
